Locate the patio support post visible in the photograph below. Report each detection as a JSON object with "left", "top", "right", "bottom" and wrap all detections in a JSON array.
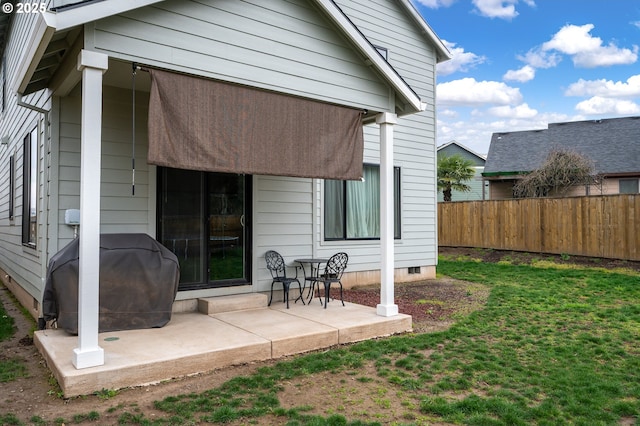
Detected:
[
  {"left": 376, "top": 112, "right": 399, "bottom": 317},
  {"left": 73, "top": 50, "right": 108, "bottom": 369}
]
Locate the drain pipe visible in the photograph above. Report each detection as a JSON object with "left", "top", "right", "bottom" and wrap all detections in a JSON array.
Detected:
[{"left": 18, "top": 94, "right": 51, "bottom": 329}]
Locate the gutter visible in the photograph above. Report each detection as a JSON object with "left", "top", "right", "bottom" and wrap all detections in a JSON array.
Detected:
[{"left": 481, "top": 171, "right": 529, "bottom": 178}]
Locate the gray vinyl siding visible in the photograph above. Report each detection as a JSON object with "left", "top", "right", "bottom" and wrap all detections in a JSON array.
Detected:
[
  {"left": 437, "top": 144, "right": 487, "bottom": 202},
  {"left": 56, "top": 85, "right": 152, "bottom": 250},
  {"left": 2, "top": 0, "right": 442, "bottom": 300},
  {"left": 0, "top": 11, "right": 51, "bottom": 301},
  {"left": 314, "top": 0, "right": 439, "bottom": 271},
  {"left": 253, "top": 176, "right": 314, "bottom": 289},
  {"left": 438, "top": 144, "right": 485, "bottom": 166},
  {"left": 90, "top": 0, "right": 391, "bottom": 113}
]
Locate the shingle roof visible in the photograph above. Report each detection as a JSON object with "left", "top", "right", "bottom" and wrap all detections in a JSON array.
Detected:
[{"left": 483, "top": 116, "right": 640, "bottom": 175}]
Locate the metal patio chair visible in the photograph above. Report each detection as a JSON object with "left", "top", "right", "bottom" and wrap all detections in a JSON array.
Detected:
[
  {"left": 309, "top": 252, "right": 348, "bottom": 308},
  {"left": 265, "top": 250, "right": 304, "bottom": 309}
]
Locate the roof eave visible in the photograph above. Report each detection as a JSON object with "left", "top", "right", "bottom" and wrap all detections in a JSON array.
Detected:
[
  {"left": 398, "top": 0, "right": 452, "bottom": 63},
  {"left": 13, "top": 11, "right": 55, "bottom": 94},
  {"left": 313, "top": 0, "right": 424, "bottom": 115},
  {"left": 16, "top": 0, "right": 428, "bottom": 115},
  {"left": 13, "top": 0, "right": 164, "bottom": 95}
]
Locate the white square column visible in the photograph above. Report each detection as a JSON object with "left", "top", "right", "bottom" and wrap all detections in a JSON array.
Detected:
[
  {"left": 73, "top": 50, "right": 108, "bottom": 369},
  {"left": 376, "top": 112, "right": 398, "bottom": 317}
]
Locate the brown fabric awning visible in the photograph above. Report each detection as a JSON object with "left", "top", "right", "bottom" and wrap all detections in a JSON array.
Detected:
[{"left": 147, "top": 69, "right": 364, "bottom": 180}]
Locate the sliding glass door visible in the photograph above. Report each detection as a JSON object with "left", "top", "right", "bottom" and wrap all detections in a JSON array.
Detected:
[{"left": 158, "top": 168, "right": 251, "bottom": 291}]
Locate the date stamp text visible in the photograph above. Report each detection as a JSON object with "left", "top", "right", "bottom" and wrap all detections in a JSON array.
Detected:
[{"left": 3, "top": 2, "right": 47, "bottom": 14}]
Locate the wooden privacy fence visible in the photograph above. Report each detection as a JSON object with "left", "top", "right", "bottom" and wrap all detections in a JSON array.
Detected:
[{"left": 438, "top": 194, "right": 640, "bottom": 261}]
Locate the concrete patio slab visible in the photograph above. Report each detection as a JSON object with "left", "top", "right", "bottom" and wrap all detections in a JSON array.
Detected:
[
  {"left": 213, "top": 308, "right": 338, "bottom": 358},
  {"left": 34, "top": 313, "right": 271, "bottom": 397},
  {"left": 34, "top": 301, "right": 412, "bottom": 398},
  {"left": 272, "top": 301, "right": 413, "bottom": 344}
]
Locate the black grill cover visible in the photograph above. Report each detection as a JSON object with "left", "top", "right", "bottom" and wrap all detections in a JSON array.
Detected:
[{"left": 43, "top": 233, "right": 180, "bottom": 334}]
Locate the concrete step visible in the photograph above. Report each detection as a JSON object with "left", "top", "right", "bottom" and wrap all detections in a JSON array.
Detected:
[{"left": 198, "top": 293, "right": 268, "bottom": 314}]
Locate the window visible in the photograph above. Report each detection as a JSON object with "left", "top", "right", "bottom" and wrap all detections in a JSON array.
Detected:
[
  {"left": 619, "top": 179, "right": 639, "bottom": 194},
  {"left": 325, "top": 164, "right": 400, "bottom": 240},
  {"left": 1, "top": 58, "right": 5, "bottom": 112},
  {"left": 8, "top": 155, "right": 14, "bottom": 220},
  {"left": 22, "top": 128, "right": 37, "bottom": 247}
]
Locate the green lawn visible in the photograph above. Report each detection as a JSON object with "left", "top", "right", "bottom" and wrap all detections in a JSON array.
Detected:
[
  {"left": 2, "top": 256, "right": 640, "bottom": 425},
  {"left": 151, "top": 257, "right": 640, "bottom": 425}
]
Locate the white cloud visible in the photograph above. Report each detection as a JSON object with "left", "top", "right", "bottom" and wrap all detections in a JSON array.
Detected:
[
  {"left": 565, "top": 75, "right": 640, "bottom": 98},
  {"left": 542, "top": 24, "right": 638, "bottom": 68},
  {"left": 503, "top": 65, "right": 536, "bottom": 82},
  {"left": 575, "top": 96, "right": 640, "bottom": 115},
  {"left": 436, "top": 40, "right": 486, "bottom": 76},
  {"left": 518, "top": 48, "right": 562, "bottom": 69},
  {"left": 439, "top": 108, "right": 459, "bottom": 118},
  {"left": 471, "top": 0, "right": 534, "bottom": 20},
  {"left": 437, "top": 78, "right": 523, "bottom": 106},
  {"left": 488, "top": 103, "right": 538, "bottom": 118},
  {"left": 572, "top": 44, "right": 638, "bottom": 67},
  {"left": 412, "top": 0, "right": 456, "bottom": 8},
  {"left": 632, "top": 20, "right": 640, "bottom": 29},
  {"left": 542, "top": 24, "right": 601, "bottom": 54}
]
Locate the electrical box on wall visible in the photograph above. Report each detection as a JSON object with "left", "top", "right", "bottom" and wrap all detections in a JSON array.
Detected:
[{"left": 64, "top": 209, "right": 80, "bottom": 225}]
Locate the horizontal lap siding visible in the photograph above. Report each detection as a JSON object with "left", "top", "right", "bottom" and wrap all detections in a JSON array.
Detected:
[
  {"left": 57, "top": 86, "right": 151, "bottom": 249},
  {"left": 320, "top": 0, "right": 438, "bottom": 271},
  {"left": 92, "top": 0, "right": 390, "bottom": 112},
  {"left": 254, "top": 176, "right": 313, "bottom": 289},
  {"left": 0, "top": 11, "right": 51, "bottom": 299}
]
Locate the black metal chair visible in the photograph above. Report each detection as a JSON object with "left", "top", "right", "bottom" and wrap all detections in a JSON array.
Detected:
[
  {"left": 265, "top": 250, "right": 304, "bottom": 309},
  {"left": 309, "top": 252, "right": 348, "bottom": 308}
]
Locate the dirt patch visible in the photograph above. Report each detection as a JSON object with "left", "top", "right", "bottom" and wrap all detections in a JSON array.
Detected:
[{"left": 439, "top": 246, "right": 640, "bottom": 272}]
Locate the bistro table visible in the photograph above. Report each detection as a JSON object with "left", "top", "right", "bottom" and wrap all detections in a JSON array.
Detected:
[{"left": 294, "top": 258, "right": 328, "bottom": 304}]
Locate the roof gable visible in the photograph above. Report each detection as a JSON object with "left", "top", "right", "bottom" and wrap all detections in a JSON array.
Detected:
[
  {"left": 438, "top": 141, "right": 486, "bottom": 166},
  {"left": 14, "top": 0, "right": 446, "bottom": 118},
  {"left": 484, "top": 116, "right": 640, "bottom": 176}
]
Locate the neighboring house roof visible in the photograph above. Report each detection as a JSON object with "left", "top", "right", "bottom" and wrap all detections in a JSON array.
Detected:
[
  {"left": 437, "top": 140, "right": 486, "bottom": 166},
  {"left": 483, "top": 116, "right": 640, "bottom": 177},
  {"left": 12, "top": 0, "right": 451, "bottom": 117}
]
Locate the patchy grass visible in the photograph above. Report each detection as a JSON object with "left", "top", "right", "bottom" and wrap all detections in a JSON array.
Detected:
[
  {"left": 2, "top": 255, "right": 639, "bottom": 425},
  {"left": 147, "top": 257, "right": 640, "bottom": 425},
  {"left": 0, "top": 298, "right": 29, "bottom": 384}
]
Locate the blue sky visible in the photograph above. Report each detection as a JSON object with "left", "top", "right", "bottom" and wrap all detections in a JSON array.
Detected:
[{"left": 411, "top": 0, "right": 640, "bottom": 155}]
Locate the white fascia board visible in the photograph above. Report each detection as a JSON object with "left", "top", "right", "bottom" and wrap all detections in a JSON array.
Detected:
[
  {"left": 313, "top": 0, "right": 423, "bottom": 113},
  {"left": 400, "top": 0, "right": 451, "bottom": 63},
  {"left": 13, "top": 12, "right": 55, "bottom": 94},
  {"left": 52, "top": 0, "right": 164, "bottom": 32},
  {"left": 13, "top": 0, "right": 164, "bottom": 94}
]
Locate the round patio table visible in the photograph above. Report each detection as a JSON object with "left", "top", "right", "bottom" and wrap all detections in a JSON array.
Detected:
[{"left": 294, "top": 258, "right": 328, "bottom": 304}]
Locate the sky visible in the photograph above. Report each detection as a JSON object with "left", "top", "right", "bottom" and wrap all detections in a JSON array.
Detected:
[{"left": 411, "top": 0, "right": 640, "bottom": 155}]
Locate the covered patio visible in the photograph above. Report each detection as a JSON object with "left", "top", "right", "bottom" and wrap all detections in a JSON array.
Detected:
[{"left": 34, "top": 294, "right": 412, "bottom": 398}]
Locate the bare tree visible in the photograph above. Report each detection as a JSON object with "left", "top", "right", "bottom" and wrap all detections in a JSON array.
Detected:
[{"left": 513, "top": 149, "right": 602, "bottom": 198}]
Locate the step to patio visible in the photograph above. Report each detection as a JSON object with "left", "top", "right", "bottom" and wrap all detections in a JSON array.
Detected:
[{"left": 198, "top": 293, "right": 268, "bottom": 314}]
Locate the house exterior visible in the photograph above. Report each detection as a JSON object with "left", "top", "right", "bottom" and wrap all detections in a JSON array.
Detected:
[
  {"left": 483, "top": 116, "right": 640, "bottom": 199},
  {"left": 0, "top": 0, "right": 450, "bottom": 369},
  {"left": 437, "top": 140, "right": 487, "bottom": 201}
]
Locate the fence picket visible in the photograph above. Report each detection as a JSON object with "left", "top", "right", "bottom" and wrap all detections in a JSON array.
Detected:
[{"left": 438, "top": 194, "right": 640, "bottom": 261}]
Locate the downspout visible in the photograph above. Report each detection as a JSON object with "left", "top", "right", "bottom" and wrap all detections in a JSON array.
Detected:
[{"left": 18, "top": 94, "right": 51, "bottom": 329}]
